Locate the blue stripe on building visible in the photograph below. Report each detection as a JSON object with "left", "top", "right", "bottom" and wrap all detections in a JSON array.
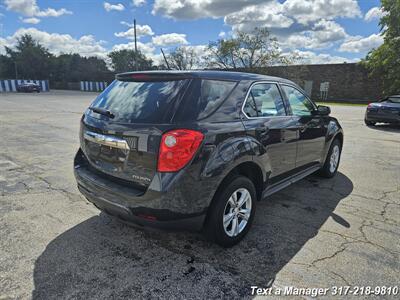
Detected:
[
  {"left": 0, "top": 79, "right": 50, "bottom": 92},
  {"left": 10, "top": 80, "right": 16, "bottom": 91},
  {"left": 80, "top": 81, "right": 108, "bottom": 92}
]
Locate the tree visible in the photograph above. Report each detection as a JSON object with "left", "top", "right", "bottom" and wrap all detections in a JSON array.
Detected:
[
  {"left": 0, "top": 34, "right": 112, "bottom": 84},
  {"left": 207, "top": 39, "right": 239, "bottom": 69},
  {"left": 51, "top": 54, "right": 109, "bottom": 83},
  {"left": 206, "top": 27, "right": 297, "bottom": 70},
  {"left": 0, "top": 55, "right": 15, "bottom": 78},
  {"left": 362, "top": 0, "right": 400, "bottom": 95},
  {"left": 108, "top": 49, "right": 154, "bottom": 72},
  {"left": 5, "top": 34, "right": 53, "bottom": 79},
  {"left": 163, "top": 46, "right": 201, "bottom": 70}
]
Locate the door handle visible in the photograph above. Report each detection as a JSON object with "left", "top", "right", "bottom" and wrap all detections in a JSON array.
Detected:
[
  {"left": 255, "top": 127, "right": 269, "bottom": 140},
  {"left": 299, "top": 125, "right": 307, "bottom": 133},
  {"left": 256, "top": 127, "right": 269, "bottom": 134}
]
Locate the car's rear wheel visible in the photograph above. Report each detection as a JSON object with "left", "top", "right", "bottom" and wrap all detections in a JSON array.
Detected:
[
  {"left": 204, "top": 176, "right": 256, "bottom": 247},
  {"left": 318, "top": 138, "right": 342, "bottom": 178},
  {"left": 364, "top": 119, "right": 375, "bottom": 126}
]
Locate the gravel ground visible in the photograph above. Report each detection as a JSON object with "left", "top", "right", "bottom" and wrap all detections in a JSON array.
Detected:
[{"left": 0, "top": 91, "right": 399, "bottom": 299}]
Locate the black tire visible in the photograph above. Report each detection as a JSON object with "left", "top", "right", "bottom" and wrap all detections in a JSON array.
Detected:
[
  {"left": 364, "top": 119, "right": 375, "bottom": 126},
  {"left": 204, "top": 176, "right": 257, "bottom": 247},
  {"left": 318, "top": 138, "right": 342, "bottom": 178}
]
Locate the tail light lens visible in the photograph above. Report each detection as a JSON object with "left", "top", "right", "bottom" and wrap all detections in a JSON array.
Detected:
[
  {"left": 157, "top": 129, "right": 204, "bottom": 172},
  {"left": 367, "top": 103, "right": 373, "bottom": 108}
]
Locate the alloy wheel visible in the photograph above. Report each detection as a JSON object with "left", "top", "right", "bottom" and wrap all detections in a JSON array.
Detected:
[
  {"left": 329, "top": 145, "right": 340, "bottom": 173},
  {"left": 223, "top": 188, "right": 252, "bottom": 237}
]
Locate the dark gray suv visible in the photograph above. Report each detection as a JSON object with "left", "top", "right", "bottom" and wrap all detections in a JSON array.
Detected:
[{"left": 74, "top": 71, "right": 343, "bottom": 247}]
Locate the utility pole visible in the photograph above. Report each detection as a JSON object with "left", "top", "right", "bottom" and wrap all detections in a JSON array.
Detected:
[
  {"left": 134, "top": 19, "right": 137, "bottom": 53},
  {"left": 134, "top": 19, "right": 138, "bottom": 71}
]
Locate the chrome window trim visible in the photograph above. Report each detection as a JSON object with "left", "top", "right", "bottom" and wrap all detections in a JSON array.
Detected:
[
  {"left": 83, "top": 131, "right": 130, "bottom": 150},
  {"left": 241, "top": 81, "right": 289, "bottom": 120}
]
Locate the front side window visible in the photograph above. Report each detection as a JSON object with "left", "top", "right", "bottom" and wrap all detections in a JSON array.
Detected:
[
  {"left": 386, "top": 97, "right": 400, "bottom": 104},
  {"left": 281, "top": 85, "right": 315, "bottom": 116},
  {"left": 243, "top": 83, "right": 286, "bottom": 118}
]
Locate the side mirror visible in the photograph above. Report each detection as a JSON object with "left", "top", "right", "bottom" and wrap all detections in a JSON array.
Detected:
[{"left": 315, "top": 105, "right": 331, "bottom": 116}]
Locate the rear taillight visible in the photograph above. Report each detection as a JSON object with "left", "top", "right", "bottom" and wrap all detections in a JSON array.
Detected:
[
  {"left": 367, "top": 103, "right": 373, "bottom": 108},
  {"left": 157, "top": 129, "right": 204, "bottom": 172}
]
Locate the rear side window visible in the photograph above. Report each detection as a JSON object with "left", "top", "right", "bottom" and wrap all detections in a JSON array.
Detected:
[
  {"left": 176, "top": 79, "right": 237, "bottom": 121},
  {"left": 243, "top": 83, "right": 286, "bottom": 118},
  {"left": 387, "top": 97, "right": 400, "bottom": 103},
  {"left": 90, "top": 79, "right": 188, "bottom": 123}
]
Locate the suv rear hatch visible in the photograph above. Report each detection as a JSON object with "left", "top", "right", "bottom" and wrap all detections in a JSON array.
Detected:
[{"left": 80, "top": 73, "right": 190, "bottom": 189}]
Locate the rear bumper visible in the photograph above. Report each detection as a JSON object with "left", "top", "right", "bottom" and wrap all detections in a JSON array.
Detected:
[
  {"left": 365, "top": 111, "right": 400, "bottom": 123},
  {"left": 74, "top": 149, "right": 207, "bottom": 231},
  {"left": 78, "top": 184, "right": 205, "bottom": 230}
]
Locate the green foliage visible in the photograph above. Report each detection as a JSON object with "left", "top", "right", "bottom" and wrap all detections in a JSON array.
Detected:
[
  {"left": 206, "top": 27, "right": 298, "bottom": 69},
  {"left": 362, "top": 0, "right": 400, "bottom": 95},
  {"left": 51, "top": 54, "right": 109, "bottom": 83},
  {"left": 1, "top": 35, "right": 154, "bottom": 84},
  {"left": 0, "top": 29, "right": 301, "bottom": 83},
  {"left": 5, "top": 34, "right": 53, "bottom": 79},
  {"left": 108, "top": 49, "right": 154, "bottom": 72},
  {"left": 0, "top": 34, "right": 112, "bottom": 84},
  {"left": 0, "top": 35, "right": 156, "bottom": 83},
  {"left": 207, "top": 39, "right": 239, "bottom": 69},
  {"left": 0, "top": 55, "right": 15, "bottom": 78}
]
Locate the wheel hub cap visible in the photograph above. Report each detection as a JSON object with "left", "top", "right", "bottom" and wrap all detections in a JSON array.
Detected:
[
  {"left": 329, "top": 145, "right": 340, "bottom": 173},
  {"left": 223, "top": 188, "right": 252, "bottom": 237}
]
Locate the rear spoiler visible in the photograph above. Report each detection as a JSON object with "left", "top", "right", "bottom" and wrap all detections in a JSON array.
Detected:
[{"left": 116, "top": 72, "right": 195, "bottom": 82}]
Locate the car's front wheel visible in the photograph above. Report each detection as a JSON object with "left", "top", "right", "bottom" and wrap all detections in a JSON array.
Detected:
[
  {"left": 204, "top": 176, "right": 256, "bottom": 247},
  {"left": 318, "top": 138, "right": 342, "bottom": 178}
]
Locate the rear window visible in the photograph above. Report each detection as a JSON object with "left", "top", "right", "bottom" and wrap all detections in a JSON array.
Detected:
[
  {"left": 90, "top": 79, "right": 188, "bottom": 123},
  {"left": 176, "top": 79, "right": 237, "bottom": 121}
]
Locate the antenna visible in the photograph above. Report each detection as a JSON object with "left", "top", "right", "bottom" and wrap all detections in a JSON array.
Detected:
[{"left": 160, "top": 48, "right": 171, "bottom": 70}]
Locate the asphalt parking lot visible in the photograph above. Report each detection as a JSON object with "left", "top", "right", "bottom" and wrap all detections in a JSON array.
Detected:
[{"left": 0, "top": 90, "right": 399, "bottom": 299}]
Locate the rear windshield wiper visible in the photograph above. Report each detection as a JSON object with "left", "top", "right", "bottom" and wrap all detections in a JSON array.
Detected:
[{"left": 89, "top": 107, "right": 115, "bottom": 119}]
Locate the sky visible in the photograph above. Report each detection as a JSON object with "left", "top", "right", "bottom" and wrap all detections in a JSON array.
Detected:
[{"left": 0, "top": 0, "right": 385, "bottom": 65}]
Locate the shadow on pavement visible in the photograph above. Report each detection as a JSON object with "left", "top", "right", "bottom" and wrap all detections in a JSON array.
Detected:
[
  {"left": 367, "top": 124, "right": 400, "bottom": 133},
  {"left": 32, "top": 172, "right": 353, "bottom": 299}
]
